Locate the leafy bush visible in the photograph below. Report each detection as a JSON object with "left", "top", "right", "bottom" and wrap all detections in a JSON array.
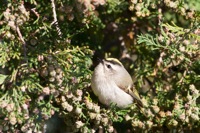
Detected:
[{"left": 0, "top": 0, "right": 199, "bottom": 132}]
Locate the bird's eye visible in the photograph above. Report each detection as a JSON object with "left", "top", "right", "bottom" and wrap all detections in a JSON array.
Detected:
[{"left": 106, "top": 64, "right": 111, "bottom": 69}]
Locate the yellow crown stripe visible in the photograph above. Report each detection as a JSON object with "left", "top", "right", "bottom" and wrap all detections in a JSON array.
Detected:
[{"left": 105, "top": 58, "right": 123, "bottom": 66}]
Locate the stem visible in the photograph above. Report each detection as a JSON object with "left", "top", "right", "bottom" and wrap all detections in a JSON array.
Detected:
[
  {"left": 51, "top": 0, "right": 62, "bottom": 37},
  {"left": 16, "top": 25, "right": 28, "bottom": 63}
]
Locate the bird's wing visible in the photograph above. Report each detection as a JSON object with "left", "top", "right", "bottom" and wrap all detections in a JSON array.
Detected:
[
  {"left": 127, "top": 85, "right": 143, "bottom": 108},
  {"left": 119, "top": 84, "right": 143, "bottom": 108}
]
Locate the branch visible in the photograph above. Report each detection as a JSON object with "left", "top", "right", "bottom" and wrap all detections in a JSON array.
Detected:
[
  {"left": 51, "top": 0, "right": 62, "bottom": 38},
  {"left": 31, "top": 8, "right": 39, "bottom": 18},
  {"left": 31, "top": 8, "right": 40, "bottom": 23},
  {"left": 16, "top": 25, "right": 28, "bottom": 63}
]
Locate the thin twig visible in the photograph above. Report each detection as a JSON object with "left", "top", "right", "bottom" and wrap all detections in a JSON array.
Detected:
[
  {"left": 31, "top": 8, "right": 39, "bottom": 17},
  {"left": 51, "top": 0, "right": 57, "bottom": 25},
  {"left": 31, "top": 8, "right": 40, "bottom": 23},
  {"left": 16, "top": 25, "right": 28, "bottom": 63},
  {"left": 51, "top": 0, "right": 62, "bottom": 38}
]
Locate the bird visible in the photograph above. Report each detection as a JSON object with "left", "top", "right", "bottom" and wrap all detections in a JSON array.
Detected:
[{"left": 91, "top": 58, "right": 143, "bottom": 108}]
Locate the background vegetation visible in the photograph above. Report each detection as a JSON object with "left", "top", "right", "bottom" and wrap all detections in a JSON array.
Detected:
[{"left": 0, "top": 0, "right": 199, "bottom": 132}]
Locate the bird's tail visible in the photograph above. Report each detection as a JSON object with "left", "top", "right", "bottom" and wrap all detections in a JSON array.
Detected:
[{"left": 135, "top": 98, "right": 143, "bottom": 109}]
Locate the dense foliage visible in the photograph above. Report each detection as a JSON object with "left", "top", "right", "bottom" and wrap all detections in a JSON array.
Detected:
[{"left": 0, "top": 0, "right": 199, "bottom": 132}]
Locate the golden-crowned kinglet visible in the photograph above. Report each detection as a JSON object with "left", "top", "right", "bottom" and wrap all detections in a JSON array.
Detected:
[{"left": 91, "top": 58, "right": 143, "bottom": 108}]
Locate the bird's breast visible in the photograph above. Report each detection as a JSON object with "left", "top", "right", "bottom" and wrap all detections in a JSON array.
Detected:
[{"left": 91, "top": 77, "right": 133, "bottom": 108}]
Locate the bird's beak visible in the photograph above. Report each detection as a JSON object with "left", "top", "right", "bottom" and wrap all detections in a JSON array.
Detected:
[{"left": 97, "top": 58, "right": 104, "bottom": 64}]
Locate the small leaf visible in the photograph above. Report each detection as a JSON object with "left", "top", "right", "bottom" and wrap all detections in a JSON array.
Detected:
[{"left": 0, "top": 74, "right": 8, "bottom": 85}]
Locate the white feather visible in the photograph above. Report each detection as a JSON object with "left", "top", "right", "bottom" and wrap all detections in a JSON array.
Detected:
[{"left": 91, "top": 62, "right": 133, "bottom": 108}]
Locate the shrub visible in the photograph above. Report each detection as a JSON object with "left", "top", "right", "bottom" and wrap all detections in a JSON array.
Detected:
[{"left": 0, "top": 0, "right": 199, "bottom": 132}]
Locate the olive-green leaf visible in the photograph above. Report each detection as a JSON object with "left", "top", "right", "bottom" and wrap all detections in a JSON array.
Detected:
[{"left": 0, "top": 74, "right": 8, "bottom": 85}]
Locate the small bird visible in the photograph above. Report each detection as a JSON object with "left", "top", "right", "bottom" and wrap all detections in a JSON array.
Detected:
[{"left": 91, "top": 58, "right": 143, "bottom": 108}]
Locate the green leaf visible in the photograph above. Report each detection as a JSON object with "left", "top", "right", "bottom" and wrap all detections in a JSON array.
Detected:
[{"left": 0, "top": 74, "right": 8, "bottom": 85}]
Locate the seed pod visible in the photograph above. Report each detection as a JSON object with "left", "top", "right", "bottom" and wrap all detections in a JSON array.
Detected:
[
  {"left": 178, "top": 113, "right": 185, "bottom": 122},
  {"left": 101, "top": 117, "right": 109, "bottom": 125},
  {"left": 190, "top": 114, "right": 199, "bottom": 122},
  {"left": 152, "top": 105, "right": 160, "bottom": 114},
  {"left": 159, "top": 111, "right": 166, "bottom": 118},
  {"left": 75, "top": 107, "right": 82, "bottom": 115},
  {"left": 89, "top": 112, "right": 96, "bottom": 119},
  {"left": 107, "top": 125, "right": 114, "bottom": 133},
  {"left": 49, "top": 70, "right": 56, "bottom": 77},
  {"left": 49, "top": 77, "right": 55, "bottom": 82},
  {"left": 95, "top": 114, "right": 102, "bottom": 122},
  {"left": 125, "top": 114, "right": 131, "bottom": 121},
  {"left": 138, "top": 121, "right": 144, "bottom": 129},
  {"left": 43, "top": 87, "right": 50, "bottom": 95},
  {"left": 92, "top": 104, "right": 100, "bottom": 113},
  {"left": 85, "top": 101, "right": 93, "bottom": 110},
  {"left": 75, "top": 121, "right": 84, "bottom": 128},
  {"left": 165, "top": 111, "right": 173, "bottom": 118},
  {"left": 146, "top": 120, "right": 153, "bottom": 129},
  {"left": 61, "top": 102, "right": 73, "bottom": 112}
]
